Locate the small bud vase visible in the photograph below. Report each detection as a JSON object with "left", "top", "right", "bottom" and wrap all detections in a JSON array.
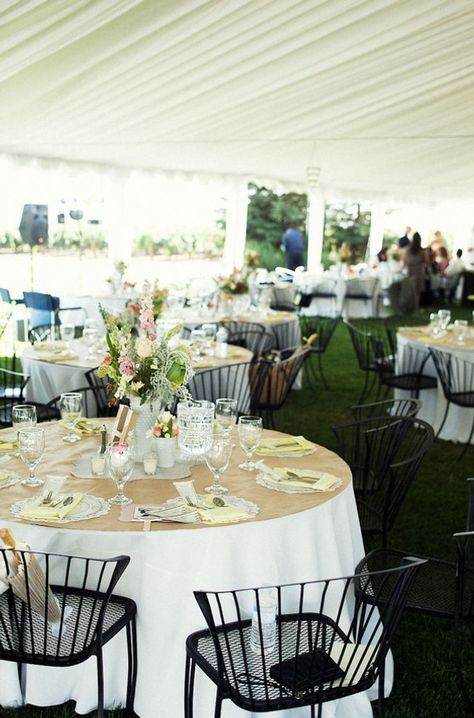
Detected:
[{"left": 156, "top": 437, "right": 177, "bottom": 468}]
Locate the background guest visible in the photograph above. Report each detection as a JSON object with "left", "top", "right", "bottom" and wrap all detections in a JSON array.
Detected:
[
  {"left": 398, "top": 225, "right": 412, "bottom": 249},
  {"left": 281, "top": 224, "right": 305, "bottom": 271},
  {"left": 402, "top": 231, "right": 425, "bottom": 310},
  {"left": 436, "top": 245, "right": 449, "bottom": 273}
]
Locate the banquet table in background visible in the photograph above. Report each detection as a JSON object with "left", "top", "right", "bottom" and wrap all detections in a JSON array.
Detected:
[
  {"left": 396, "top": 326, "right": 474, "bottom": 443},
  {"left": 0, "top": 422, "right": 383, "bottom": 718},
  {"left": 21, "top": 340, "right": 253, "bottom": 413},
  {"left": 60, "top": 294, "right": 131, "bottom": 330},
  {"left": 297, "top": 272, "right": 382, "bottom": 318}
]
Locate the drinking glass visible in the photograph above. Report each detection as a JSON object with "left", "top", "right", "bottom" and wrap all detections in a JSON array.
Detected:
[
  {"left": 238, "top": 415, "right": 263, "bottom": 471},
  {"left": 453, "top": 319, "right": 468, "bottom": 344},
  {"left": 83, "top": 327, "right": 98, "bottom": 357},
  {"left": 201, "top": 324, "right": 217, "bottom": 355},
  {"left": 12, "top": 404, "right": 37, "bottom": 436},
  {"left": 60, "top": 323, "right": 75, "bottom": 346},
  {"left": 437, "top": 309, "right": 451, "bottom": 331},
  {"left": 18, "top": 427, "right": 45, "bottom": 486},
  {"left": 59, "top": 392, "right": 82, "bottom": 443},
  {"left": 429, "top": 312, "right": 441, "bottom": 337},
  {"left": 190, "top": 329, "right": 206, "bottom": 359},
  {"left": 107, "top": 442, "right": 134, "bottom": 505},
  {"left": 215, "top": 398, "right": 238, "bottom": 435},
  {"left": 177, "top": 400, "right": 214, "bottom": 457},
  {"left": 204, "top": 434, "right": 232, "bottom": 494}
]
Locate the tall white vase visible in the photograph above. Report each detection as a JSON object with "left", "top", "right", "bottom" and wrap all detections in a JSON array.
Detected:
[{"left": 129, "top": 398, "right": 162, "bottom": 461}]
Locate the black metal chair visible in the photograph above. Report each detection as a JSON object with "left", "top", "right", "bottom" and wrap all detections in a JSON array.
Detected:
[
  {"left": 188, "top": 362, "right": 256, "bottom": 416},
  {"left": 371, "top": 331, "right": 437, "bottom": 399},
  {"left": 0, "top": 366, "right": 30, "bottom": 426},
  {"left": 0, "top": 548, "right": 137, "bottom": 717},
  {"left": 333, "top": 416, "right": 434, "bottom": 547},
  {"left": 251, "top": 347, "right": 309, "bottom": 428},
  {"left": 429, "top": 348, "right": 474, "bottom": 460},
  {"left": 41, "top": 386, "right": 99, "bottom": 421},
  {"left": 354, "top": 479, "right": 474, "bottom": 712},
  {"left": 269, "top": 320, "right": 301, "bottom": 351},
  {"left": 185, "top": 559, "right": 425, "bottom": 718},
  {"left": 227, "top": 329, "right": 276, "bottom": 359},
  {"left": 351, "top": 397, "right": 421, "bottom": 422},
  {"left": 85, "top": 367, "right": 119, "bottom": 417},
  {"left": 28, "top": 324, "right": 62, "bottom": 344},
  {"left": 343, "top": 278, "right": 381, "bottom": 318},
  {"left": 299, "top": 315, "right": 341, "bottom": 389},
  {"left": 344, "top": 321, "right": 385, "bottom": 404}
]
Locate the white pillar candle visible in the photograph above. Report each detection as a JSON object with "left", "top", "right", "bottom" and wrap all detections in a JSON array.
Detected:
[
  {"left": 91, "top": 455, "right": 106, "bottom": 476},
  {"left": 143, "top": 457, "right": 157, "bottom": 475}
]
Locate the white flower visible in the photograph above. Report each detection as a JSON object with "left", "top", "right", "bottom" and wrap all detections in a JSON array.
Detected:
[{"left": 136, "top": 337, "right": 154, "bottom": 358}]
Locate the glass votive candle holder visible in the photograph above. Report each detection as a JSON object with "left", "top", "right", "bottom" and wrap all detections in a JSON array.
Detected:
[
  {"left": 143, "top": 455, "right": 157, "bottom": 476},
  {"left": 91, "top": 453, "right": 106, "bottom": 476}
]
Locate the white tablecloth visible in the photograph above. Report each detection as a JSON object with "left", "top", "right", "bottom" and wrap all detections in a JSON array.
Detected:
[
  {"left": 396, "top": 331, "right": 474, "bottom": 443},
  {"left": 297, "top": 273, "right": 381, "bottom": 318},
  {"left": 0, "top": 482, "right": 381, "bottom": 717}
]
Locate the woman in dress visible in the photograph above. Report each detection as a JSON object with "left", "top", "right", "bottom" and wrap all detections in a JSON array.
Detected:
[{"left": 402, "top": 232, "right": 426, "bottom": 310}]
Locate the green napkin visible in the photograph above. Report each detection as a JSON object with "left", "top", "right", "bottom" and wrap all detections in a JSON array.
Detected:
[
  {"left": 39, "top": 352, "right": 80, "bottom": 363},
  {"left": 269, "top": 468, "right": 341, "bottom": 491},
  {"left": 0, "top": 439, "right": 17, "bottom": 451},
  {"left": 34, "top": 343, "right": 67, "bottom": 352},
  {"left": 58, "top": 419, "right": 101, "bottom": 436},
  {"left": 256, "top": 435, "right": 315, "bottom": 455},
  {"left": 20, "top": 493, "right": 84, "bottom": 520},
  {"left": 196, "top": 497, "right": 251, "bottom": 524}
]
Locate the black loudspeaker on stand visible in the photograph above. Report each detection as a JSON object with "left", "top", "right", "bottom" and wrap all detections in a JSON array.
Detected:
[{"left": 19, "top": 204, "right": 48, "bottom": 246}]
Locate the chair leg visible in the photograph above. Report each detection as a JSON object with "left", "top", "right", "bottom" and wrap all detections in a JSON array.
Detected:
[
  {"left": 185, "top": 653, "right": 196, "bottom": 718},
  {"left": 456, "top": 415, "right": 474, "bottom": 462},
  {"left": 378, "top": 660, "right": 386, "bottom": 718},
  {"left": 435, "top": 401, "right": 450, "bottom": 439},
  {"left": 96, "top": 648, "right": 105, "bottom": 718},
  {"left": 125, "top": 616, "right": 138, "bottom": 715},
  {"left": 214, "top": 688, "right": 223, "bottom": 718},
  {"left": 317, "top": 353, "right": 329, "bottom": 389},
  {"left": 358, "top": 370, "right": 371, "bottom": 404}
]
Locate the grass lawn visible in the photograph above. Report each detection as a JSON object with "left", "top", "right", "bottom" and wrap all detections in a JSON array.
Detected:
[{"left": 1, "top": 307, "right": 473, "bottom": 717}]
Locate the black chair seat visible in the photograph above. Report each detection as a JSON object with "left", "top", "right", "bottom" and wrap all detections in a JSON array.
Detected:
[
  {"left": 381, "top": 373, "right": 437, "bottom": 392},
  {"left": 187, "top": 615, "right": 374, "bottom": 712},
  {"left": 356, "top": 548, "right": 474, "bottom": 619},
  {"left": 0, "top": 588, "right": 135, "bottom": 666},
  {"left": 450, "top": 391, "right": 474, "bottom": 408}
]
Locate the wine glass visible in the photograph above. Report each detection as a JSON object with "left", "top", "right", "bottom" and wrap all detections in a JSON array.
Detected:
[
  {"left": 107, "top": 442, "right": 134, "bottom": 505},
  {"left": 204, "top": 434, "right": 232, "bottom": 494},
  {"left": 429, "top": 312, "right": 441, "bottom": 337},
  {"left": 59, "top": 392, "right": 82, "bottom": 443},
  {"left": 83, "top": 327, "right": 98, "bottom": 357},
  {"left": 60, "top": 323, "right": 75, "bottom": 346},
  {"left": 238, "top": 416, "right": 263, "bottom": 471},
  {"left": 190, "top": 329, "right": 206, "bottom": 359},
  {"left": 18, "top": 427, "right": 45, "bottom": 487},
  {"left": 437, "top": 309, "right": 451, "bottom": 331},
  {"left": 201, "top": 323, "right": 217, "bottom": 354},
  {"left": 454, "top": 319, "right": 468, "bottom": 344},
  {"left": 12, "top": 404, "right": 37, "bottom": 437},
  {"left": 215, "top": 398, "right": 238, "bottom": 435}
]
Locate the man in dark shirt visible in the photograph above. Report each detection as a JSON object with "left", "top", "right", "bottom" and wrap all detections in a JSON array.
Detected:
[
  {"left": 398, "top": 225, "right": 412, "bottom": 249},
  {"left": 281, "top": 225, "right": 305, "bottom": 270}
]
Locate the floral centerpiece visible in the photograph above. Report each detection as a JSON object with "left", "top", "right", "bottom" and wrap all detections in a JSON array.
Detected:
[
  {"left": 151, "top": 411, "right": 178, "bottom": 439},
  {"left": 97, "top": 290, "right": 194, "bottom": 459},
  {"left": 338, "top": 242, "right": 352, "bottom": 263},
  {"left": 216, "top": 267, "right": 249, "bottom": 295},
  {"left": 244, "top": 249, "right": 260, "bottom": 271},
  {"left": 106, "top": 260, "right": 129, "bottom": 294},
  {"left": 126, "top": 281, "right": 168, "bottom": 320}
]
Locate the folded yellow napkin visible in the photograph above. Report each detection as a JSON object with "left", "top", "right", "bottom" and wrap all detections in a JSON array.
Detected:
[
  {"left": 268, "top": 468, "right": 341, "bottom": 491},
  {"left": 58, "top": 419, "right": 101, "bottom": 436},
  {"left": 20, "top": 493, "right": 84, "bottom": 520},
  {"left": 0, "top": 470, "right": 10, "bottom": 483},
  {"left": 193, "top": 360, "right": 215, "bottom": 369},
  {"left": 196, "top": 497, "right": 251, "bottom": 524},
  {"left": 256, "top": 436, "right": 315, "bottom": 455},
  {"left": 0, "top": 439, "right": 17, "bottom": 451},
  {"left": 39, "top": 352, "right": 80, "bottom": 363},
  {"left": 34, "top": 343, "right": 66, "bottom": 352},
  {"left": 411, "top": 335, "right": 447, "bottom": 345}
]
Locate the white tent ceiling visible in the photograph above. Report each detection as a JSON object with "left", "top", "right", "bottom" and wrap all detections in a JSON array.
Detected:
[{"left": 1, "top": 0, "right": 474, "bottom": 201}]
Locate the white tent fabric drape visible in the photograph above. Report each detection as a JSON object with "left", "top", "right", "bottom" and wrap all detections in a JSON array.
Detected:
[{"left": 1, "top": 0, "right": 474, "bottom": 201}]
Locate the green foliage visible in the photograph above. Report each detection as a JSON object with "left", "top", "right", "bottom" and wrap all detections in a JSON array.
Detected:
[
  {"left": 0, "top": 230, "right": 108, "bottom": 254},
  {"left": 323, "top": 202, "right": 371, "bottom": 267},
  {"left": 132, "top": 229, "right": 224, "bottom": 258},
  {"left": 245, "top": 183, "right": 307, "bottom": 270}
]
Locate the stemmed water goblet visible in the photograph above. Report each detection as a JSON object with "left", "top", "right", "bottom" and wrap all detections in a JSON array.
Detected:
[
  {"left": 215, "top": 398, "right": 238, "bottom": 436},
  {"left": 204, "top": 434, "right": 232, "bottom": 495},
  {"left": 12, "top": 404, "right": 37, "bottom": 437},
  {"left": 18, "top": 427, "right": 45, "bottom": 487},
  {"left": 60, "top": 323, "right": 75, "bottom": 347},
  {"left": 437, "top": 309, "right": 451, "bottom": 332},
  {"left": 107, "top": 442, "right": 134, "bottom": 505},
  {"left": 453, "top": 319, "right": 468, "bottom": 344},
  {"left": 238, "top": 416, "right": 263, "bottom": 471},
  {"left": 59, "top": 392, "right": 82, "bottom": 443}
]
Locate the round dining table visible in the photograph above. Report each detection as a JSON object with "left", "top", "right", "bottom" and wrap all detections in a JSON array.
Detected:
[
  {"left": 396, "top": 325, "right": 474, "bottom": 443},
  {"left": 0, "top": 422, "right": 379, "bottom": 717},
  {"left": 21, "top": 340, "right": 253, "bottom": 412}
]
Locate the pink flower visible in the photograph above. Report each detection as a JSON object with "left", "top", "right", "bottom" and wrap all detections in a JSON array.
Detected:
[
  {"left": 172, "top": 426, "right": 178, "bottom": 437},
  {"left": 127, "top": 302, "right": 141, "bottom": 316},
  {"left": 103, "top": 354, "right": 112, "bottom": 365},
  {"left": 119, "top": 357, "right": 136, "bottom": 377},
  {"left": 152, "top": 426, "right": 162, "bottom": 437}
]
